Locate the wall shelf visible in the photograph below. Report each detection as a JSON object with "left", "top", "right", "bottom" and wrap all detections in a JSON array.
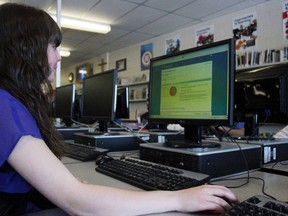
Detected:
[
  {"left": 130, "top": 99, "right": 147, "bottom": 103},
  {"left": 118, "top": 81, "right": 149, "bottom": 87},
  {"left": 235, "top": 62, "right": 288, "bottom": 81}
]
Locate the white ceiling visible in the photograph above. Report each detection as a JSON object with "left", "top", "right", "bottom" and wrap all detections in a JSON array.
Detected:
[{"left": 3, "top": 0, "right": 270, "bottom": 69}]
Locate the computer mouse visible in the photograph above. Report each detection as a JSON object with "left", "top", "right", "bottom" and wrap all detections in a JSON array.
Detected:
[
  {"left": 95, "top": 155, "right": 114, "bottom": 166},
  {"left": 219, "top": 196, "right": 235, "bottom": 208}
]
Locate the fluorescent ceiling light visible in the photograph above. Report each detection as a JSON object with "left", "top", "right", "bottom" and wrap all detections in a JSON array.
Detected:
[
  {"left": 60, "top": 50, "right": 71, "bottom": 57},
  {"left": 50, "top": 14, "right": 111, "bottom": 34}
]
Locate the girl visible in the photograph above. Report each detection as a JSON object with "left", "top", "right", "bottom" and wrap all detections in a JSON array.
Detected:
[{"left": 0, "top": 3, "right": 238, "bottom": 215}]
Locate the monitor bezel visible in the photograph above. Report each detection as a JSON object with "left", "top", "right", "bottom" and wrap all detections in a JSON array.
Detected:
[
  {"left": 81, "top": 69, "right": 118, "bottom": 121},
  {"left": 54, "top": 83, "right": 75, "bottom": 119}
]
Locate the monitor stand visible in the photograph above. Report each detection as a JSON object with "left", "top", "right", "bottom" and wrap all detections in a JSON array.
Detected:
[
  {"left": 98, "top": 120, "right": 121, "bottom": 136},
  {"left": 164, "top": 125, "right": 220, "bottom": 148},
  {"left": 83, "top": 120, "right": 108, "bottom": 136},
  {"left": 98, "top": 120, "right": 108, "bottom": 133}
]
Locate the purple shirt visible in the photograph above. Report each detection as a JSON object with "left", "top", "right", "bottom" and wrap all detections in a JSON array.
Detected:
[{"left": 0, "top": 89, "right": 42, "bottom": 193}]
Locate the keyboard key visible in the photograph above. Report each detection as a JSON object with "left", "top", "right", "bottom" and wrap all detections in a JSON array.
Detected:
[{"left": 223, "top": 195, "right": 288, "bottom": 215}]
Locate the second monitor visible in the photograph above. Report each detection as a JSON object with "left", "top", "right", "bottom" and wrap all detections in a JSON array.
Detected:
[
  {"left": 115, "top": 87, "right": 130, "bottom": 119},
  {"left": 81, "top": 69, "right": 118, "bottom": 132}
]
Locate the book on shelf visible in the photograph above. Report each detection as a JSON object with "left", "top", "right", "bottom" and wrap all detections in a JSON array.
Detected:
[{"left": 236, "top": 47, "right": 288, "bottom": 69}]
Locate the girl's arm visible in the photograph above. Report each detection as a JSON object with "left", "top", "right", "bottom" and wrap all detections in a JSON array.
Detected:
[{"left": 8, "top": 135, "right": 238, "bottom": 215}]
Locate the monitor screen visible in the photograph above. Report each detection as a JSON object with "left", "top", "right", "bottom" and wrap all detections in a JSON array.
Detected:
[
  {"left": 115, "top": 87, "right": 130, "bottom": 119},
  {"left": 235, "top": 76, "right": 288, "bottom": 124},
  {"left": 149, "top": 39, "right": 235, "bottom": 147},
  {"left": 54, "top": 83, "right": 75, "bottom": 126},
  {"left": 81, "top": 69, "right": 118, "bottom": 132}
]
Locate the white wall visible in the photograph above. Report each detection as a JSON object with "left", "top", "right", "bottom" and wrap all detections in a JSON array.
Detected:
[{"left": 61, "top": 0, "right": 287, "bottom": 119}]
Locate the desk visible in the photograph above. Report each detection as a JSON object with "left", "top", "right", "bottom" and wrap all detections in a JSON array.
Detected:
[
  {"left": 262, "top": 160, "right": 288, "bottom": 172},
  {"left": 62, "top": 157, "right": 288, "bottom": 215}
]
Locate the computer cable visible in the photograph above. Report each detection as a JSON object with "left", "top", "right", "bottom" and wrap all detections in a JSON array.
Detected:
[
  {"left": 210, "top": 124, "right": 236, "bottom": 142},
  {"left": 209, "top": 137, "right": 278, "bottom": 200},
  {"left": 111, "top": 120, "right": 150, "bottom": 143},
  {"left": 260, "top": 161, "right": 288, "bottom": 177},
  {"left": 212, "top": 175, "right": 276, "bottom": 200},
  {"left": 209, "top": 137, "right": 250, "bottom": 187},
  {"left": 70, "top": 118, "right": 98, "bottom": 132}
]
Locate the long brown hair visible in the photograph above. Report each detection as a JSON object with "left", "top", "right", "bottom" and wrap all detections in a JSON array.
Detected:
[{"left": 0, "top": 3, "right": 64, "bottom": 158}]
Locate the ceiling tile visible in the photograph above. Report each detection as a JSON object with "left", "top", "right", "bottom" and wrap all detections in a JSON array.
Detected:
[
  {"left": 115, "top": 5, "right": 167, "bottom": 31},
  {"left": 138, "top": 14, "right": 196, "bottom": 36},
  {"left": 174, "top": 0, "right": 242, "bottom": 20},
  {"left": 202, "top": 0, "right": 269, "bottom": 21},
  {"left": 86, "top": 28, "right": 131, "bottom": 44},
  {"left": 112, "top": 31, "right": 153, "bottom": 46},
  {"left": 144, "top": 0, "right": 196, "bottom": 12},
  {"left": 85, "top": 0, "right": 138, "bottom": 23}
]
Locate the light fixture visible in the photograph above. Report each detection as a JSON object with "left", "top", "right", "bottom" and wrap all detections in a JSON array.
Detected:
[
  {"left": 50, "top": 14, "right": 111, "bottom": 34},
  {"left": 60, "top": 50, "right": 71, "bottom": 57}
]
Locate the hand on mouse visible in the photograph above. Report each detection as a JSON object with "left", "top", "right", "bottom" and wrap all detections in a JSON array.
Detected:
[{"left": 175, "top": 185, "right": 239, "bottom": 214}]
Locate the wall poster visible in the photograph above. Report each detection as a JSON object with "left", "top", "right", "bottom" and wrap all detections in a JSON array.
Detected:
[
  {"left": 165, "top": 35, "right": 180, "bottom": 54},
  {"left": 195, "top": 25, "right": 214, "bottom": 46},
  {"left": 233, "top": 12, "right": 257, "bottom": 51},
  {"left": 283, "top": 0, "right": 288, "bottom": 40},
  {"left": 140, "top": 43, "right": 153, "bottom": 71}
]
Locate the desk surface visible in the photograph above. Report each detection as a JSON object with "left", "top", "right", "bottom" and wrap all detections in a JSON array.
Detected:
[{"left": 63, "top": 157, "right": 288, "bottom": 215}]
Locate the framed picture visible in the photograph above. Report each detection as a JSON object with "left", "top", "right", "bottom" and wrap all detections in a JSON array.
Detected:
[
  {"left": 76, "top": 63, "right": 93, "bottom": 83},
  {"left": 116, "top": 58, "right": 126, "bottom": 72}
]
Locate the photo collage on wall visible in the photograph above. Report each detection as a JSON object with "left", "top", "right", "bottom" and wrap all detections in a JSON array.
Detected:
[
  {"left": 195, "top": 25, "right": 214, "bottom": 46},
  {"left": 233, "top": 12, "right": 257, "bottom": 51},
  {"left": 283, "top": 0, "right": 288, "bottom": 40},
  {"left": 165, "top": 36, "right": 181, "bottom": 54}
]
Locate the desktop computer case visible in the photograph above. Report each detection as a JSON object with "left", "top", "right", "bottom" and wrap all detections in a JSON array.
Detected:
[
  {"left": 57, "top": 127, "right": 90, "bottom": 140},
  {"left": 74, "top": 132, "right": 149, "bottom": 151},
  {"left": 235, "top": 139, "right": 288, "bottom": 165},
  {"left": 139, "top": 142, "right": 261, "bottom": 178}
]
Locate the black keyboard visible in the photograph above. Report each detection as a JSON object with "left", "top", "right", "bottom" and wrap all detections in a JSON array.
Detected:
[
  {"left": 64, "top": 141, "right": 108, "bottom": 161},
  {"left": 222, "top": 195, "right": 288, "bottom": 215},
  {"left": 95, "top": 157, "right": 210, "bottom": 191}
]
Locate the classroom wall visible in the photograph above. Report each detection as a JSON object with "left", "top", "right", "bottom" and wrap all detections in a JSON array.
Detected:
[{"left": 60, "top": 0, "right": 287, "bottom": 119}]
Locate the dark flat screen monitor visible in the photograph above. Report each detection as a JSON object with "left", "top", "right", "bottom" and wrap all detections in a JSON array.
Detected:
[
  {"left": 54, "top": 84, "right": 75, "bottom": 126},
  {"left": 149, "top": 39, "right": 235, "bottom": 148},
  {"left": 81, "top": 69, "right": 117, "bottom": 132},
  {"left": 235, "top": 75, "right": 288, "bottom": 124},
  {"left": 116, "top": 87, "right": 130, "bottom": 119}
]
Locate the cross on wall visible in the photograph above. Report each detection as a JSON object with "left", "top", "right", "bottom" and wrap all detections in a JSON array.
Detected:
[{"left": 98, "top": 58, "right": 107, "bottom": 72}]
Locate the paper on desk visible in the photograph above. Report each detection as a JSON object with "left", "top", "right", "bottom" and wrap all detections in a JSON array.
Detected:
[{"left": 274, "top": 125, "right": 288, "bottom": 138}]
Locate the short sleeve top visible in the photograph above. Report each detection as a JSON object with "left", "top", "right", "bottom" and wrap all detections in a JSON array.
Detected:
[{"left": 0, "top": 89, "right": 42, "bottom": 193}]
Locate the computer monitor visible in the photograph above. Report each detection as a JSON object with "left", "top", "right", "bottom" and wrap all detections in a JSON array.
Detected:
[
  {"left": 54, "top": 83, "right": 75, "bottom": 126},
  {"left": 149, "top": 39, "right": 235, "bottom": 148},
  {"left": 81, "top": 69, "right": 118, "bottom": 132},
  {"left": 115, "top": 87, "right": 130, "bottom": 119},
  {"left": 234, "top": 71, "right": 288, "bottom": 136}
]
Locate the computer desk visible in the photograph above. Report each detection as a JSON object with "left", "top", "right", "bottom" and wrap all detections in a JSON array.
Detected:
[{"left": 62, "top": 156, "right": 288, "bottom": 216}]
